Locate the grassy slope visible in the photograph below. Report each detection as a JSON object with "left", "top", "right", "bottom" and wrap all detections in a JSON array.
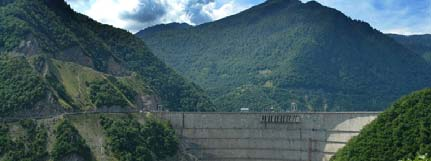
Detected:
[{"left": 49, "top": 59, "right": 151, "bottom": 110}]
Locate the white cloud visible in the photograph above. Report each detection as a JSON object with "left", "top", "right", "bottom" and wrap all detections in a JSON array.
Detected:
[
  {"left": 83, "top": 0, "right": 140, "bottom": 30},
  {"left": 203, "top": 1, "right": 252, "bottom": 21},
  {"left": 67, "top": 0, "right": 431, "bottom": 35},
  {"left": 66, "top": 0, "right": 256, "bottom": 33}
]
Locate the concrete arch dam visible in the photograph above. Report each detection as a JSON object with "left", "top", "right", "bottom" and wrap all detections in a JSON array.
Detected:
[{"left": 154, "top": 112, "right": 380, "bottom": 161}]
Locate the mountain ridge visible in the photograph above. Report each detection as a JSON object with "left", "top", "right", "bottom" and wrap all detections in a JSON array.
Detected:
[
  {"left": 138, "top": 0, "right": 431, "bottom": 111},
  {"left": 136, "top": 23, "right": 192, "bottom": 37},
  {"left": 388, "top": 34, "right": 431, "bottom": 63}
]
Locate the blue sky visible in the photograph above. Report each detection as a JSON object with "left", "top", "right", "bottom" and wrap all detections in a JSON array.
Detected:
[{"left": 66, "top": 0, "right": 431, "bottom": 35}]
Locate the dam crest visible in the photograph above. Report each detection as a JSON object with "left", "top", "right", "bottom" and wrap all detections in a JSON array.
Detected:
[{"left": 154, "top": 112, "right": 380, "bottom": 161}]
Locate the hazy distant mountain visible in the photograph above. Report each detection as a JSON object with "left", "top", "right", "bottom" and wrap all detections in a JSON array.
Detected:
[
  {"left": 388, "top": 34, "right": 431, "bottom": 63},
  {"left": 138, "top": 0, "right": 431, "bottom": 112},
  {"left": 0, "top": 0, "right": 214, "bottom": 116}
]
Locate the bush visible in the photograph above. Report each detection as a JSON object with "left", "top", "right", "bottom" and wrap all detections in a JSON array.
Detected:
[
  {"left": 403, "top": 154, "right": 431, "bottom": 161},
  {"left": 0, "top": 124, "right": 13, "bottom": 156},
  {"left": 143, "top": 117, "right": 178, "bottom": 159},
  {"left": 100, "top": 116, "right": 178, "bottom": 161},
  {"left": 2, "top": 120, "right": 48, "bottom": 161},
  {"left": 0, "top": 56, "right": 46, "bottom": 115},
  {"left": 88, "top": 79, "right": 129, "bottom": 107},
  {"left": 51, "top": 119, "right": 93, "bottom": 161}
]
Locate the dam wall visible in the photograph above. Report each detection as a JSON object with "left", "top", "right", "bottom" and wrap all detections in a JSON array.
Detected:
[{"left": 154, "top": 112, "right": 379, "bottom": 161}]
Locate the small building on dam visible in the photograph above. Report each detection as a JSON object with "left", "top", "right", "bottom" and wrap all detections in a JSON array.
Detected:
[{"left": 154, "top": 112, "right": 380, "bottom": 161}]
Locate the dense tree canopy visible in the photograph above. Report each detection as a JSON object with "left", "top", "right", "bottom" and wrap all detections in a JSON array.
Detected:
[
  {"left": 51, "top": 119, "right": 93, "bottom": 161},
  {"left": 331, "top": 89, "right": 431, "bottom": 161},
  {"left": 100, "top": 116, "right": 178, "bottom": 161},
  {"left": 0, "top": 120, "right": 48, "bottom": 161},
  {"left": 0, "top": 56, "right": 46, "bottom": 115}
]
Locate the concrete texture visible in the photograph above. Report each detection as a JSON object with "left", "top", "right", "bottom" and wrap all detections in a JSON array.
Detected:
[{"left": 153, "top": 112, "right": 379, "bottom": 161}]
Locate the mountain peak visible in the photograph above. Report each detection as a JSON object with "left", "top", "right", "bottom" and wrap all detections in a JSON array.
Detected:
[
  {"left": 265, "top": 0, "right": 301, "bottom": 4},
  {"left": 139, "top": 0, "right": 431, "bottom": 112},
  {"left": 136, "top": 23, "right": 192, "bottom": 37},
  {"left": 249, "top": 0, "right": 302, "bottom": 13}
]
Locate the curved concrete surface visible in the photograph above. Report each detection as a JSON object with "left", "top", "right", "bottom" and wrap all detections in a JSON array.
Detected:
[{"left": 154, "top": 112, "right": 380, "bottom": 161}]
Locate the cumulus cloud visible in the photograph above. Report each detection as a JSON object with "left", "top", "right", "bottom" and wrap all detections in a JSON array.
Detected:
[
  {"left": 121, "top": 0, "right": 167, "bottom": 23},
  {"left": 66, "top": 0, "right": 257, "bottom": 33},
  {"left": 185, "top": 0, "right": 215, "bottom": 23},
  {"left": 203, "top": 0, "right": 252, "bottom": 20}
]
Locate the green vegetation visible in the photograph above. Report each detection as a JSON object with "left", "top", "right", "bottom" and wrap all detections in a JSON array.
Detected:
[
  {"left": 1, "top": 120, "right": 48, "bottom": 161},
  {"left": 142, "top": 116, "right": 178, "bottom": 159},
  {"left": 48, "top": 59, "right": 147, "bottom": 110},
  {"left": 106, "top": 76, "right": 138, "bottom": 102},
  {"left": 0, "top": 124, "right": 12, "bottom": 157},
  {"left": 51, "top": 119, "right": 93, "bottom": 161},
  {"left": 331, "top": 88, "right": 431, "bottom": 161},
  {"left": 388, "top": 34, "right": 431, "bottom": 64},
  {"left": 1, "top": 115, "right": 178, "bottom": 161},
  {"left": 100, "top": 116, "right": 178, "bottom": 161},
  {"left": 0, "top": 0, "right": 214, "bottom": 112},
  {"left": 403, "top": 155, "right": 431, "bottom": 161},
  {"left": 88, "top": 79, "right": 129, "bottom": 107},
  {"left": 0, "top": 56, "right": 46, "bottom": 115},
  {"left": 139, "top": 0, "right": 431, "bottom": 111}
]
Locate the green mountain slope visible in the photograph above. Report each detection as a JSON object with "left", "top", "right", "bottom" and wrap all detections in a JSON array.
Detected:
[
  {"left": 331, "top": 88, "right": 431, "bottom": 161},
  {"left": 0, "top": 56, "right": 46, "bottom": 115},
  {"left": 138, "top": 0, "right": 431, "bottom": 111},
  {"left": 0, "top": 0, "right": 214, "bottom": 116},
  {"left": 388, "top": 34, "right": 431, "bottom": 63}
]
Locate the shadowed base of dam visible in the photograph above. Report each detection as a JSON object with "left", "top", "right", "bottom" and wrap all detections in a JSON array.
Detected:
[{"left": 154, "top": 112, "right": 380, "bottom": 161}]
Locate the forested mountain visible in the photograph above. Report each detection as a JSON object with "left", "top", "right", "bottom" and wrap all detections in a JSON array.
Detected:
[
  {"left": 0, "top": 0, "right": 214, "bottom": 117},
  {"left": 138, "top": 0, "right": 431, "bottom": 111},
  {"left": 388, "top": 34, "right": 431, "bottom": 63},
  {"left": 331, "top": 88, "right": 431, "bottom": 161}
]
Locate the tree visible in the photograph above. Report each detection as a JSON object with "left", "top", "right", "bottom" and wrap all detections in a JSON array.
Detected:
[{"left": 51, "top": 119, "right": 93, "bottom": 161}]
